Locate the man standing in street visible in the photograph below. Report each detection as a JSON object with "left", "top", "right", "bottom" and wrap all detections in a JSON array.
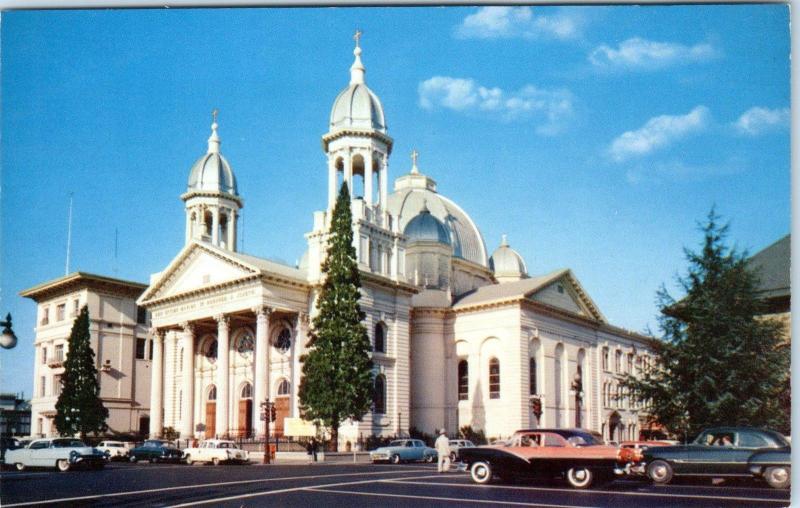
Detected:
[{"left": 435, "top": 428, "right": 450, "bottom": 473}]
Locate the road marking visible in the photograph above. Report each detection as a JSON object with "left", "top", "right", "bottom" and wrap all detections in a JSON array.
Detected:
[
  {"left": 307, "top": 487, "right": 599, "bottom": 507},
  {"left": 383, "top": 479, "right": 790, "bottom": 503},
  {"left": 1, "top": 468, "right": 431, "bottom": 507}
]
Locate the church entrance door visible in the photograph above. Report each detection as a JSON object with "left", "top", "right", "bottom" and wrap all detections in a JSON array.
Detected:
[
  {"left": 205, "top": 402, "right": 216, "bottom": 438},
  {"left": 274, "top": 397, "right": 289, "bottom": 437},
  {"left": 238, "top": 400, "right": 253, "bottom": 437}
]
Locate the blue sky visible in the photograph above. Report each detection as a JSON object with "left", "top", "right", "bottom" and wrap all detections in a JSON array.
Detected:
[{"left": 1, "top": 6, "right": 790, "bottom": 397}]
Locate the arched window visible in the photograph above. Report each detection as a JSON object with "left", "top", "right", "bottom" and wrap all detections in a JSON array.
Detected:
[
  {"left": 602, "top": 347, "right": 609, "bottom": 371},
  {"left": 458, "top": 360, "right": 469, "bottom": 401},
  {"left": 241, "top": 383, "right": 252, "bottom": 399},
  {"left": 204, "top": 339, "right": 218, "bottom": 363},
  {"left": 274, "top": 328, "right": 292, "bottom": 354},
  {"left": 374, "top": 322, "right": 386, "bottom": 353},
  {"left": 208, "top": 385, "right": 217, "bottom": 401},
  {"left": 373, "top": 374, "right": 386, "bottom": 414},
  {"left": 627, "top": 353, "right": 634, "bottom": 373},
  {"left": 236, "top": 331, "right": 254, "bottom": 357},
  {"left": 529, "top": 357, "right": 537, "bottom": 395},
  {"left": 277, "top": 379, "right": 290, "bottom": 396},
  {"left": 488, "top": 358, "right": 500, "bottom": 399}
]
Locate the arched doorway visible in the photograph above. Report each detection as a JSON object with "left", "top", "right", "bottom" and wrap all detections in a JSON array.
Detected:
[
  {"left": 238, "top": 383, "right": 253, "bottom": 438},
  {"left": 205, "top": 385, "right": 217, "bottom": 438},
  {"left": 274, "top": 379, "right": 290, "bottom": 437},
  {"left": 608, "top": 411, "right": 622, "bottom": 443}
]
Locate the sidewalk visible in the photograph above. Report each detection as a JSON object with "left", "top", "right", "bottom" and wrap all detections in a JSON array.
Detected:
[{"left": 248, "top": 451, "right": 372, "bottom": 464}]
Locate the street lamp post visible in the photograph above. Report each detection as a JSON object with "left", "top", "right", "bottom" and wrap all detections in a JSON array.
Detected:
[{"left": 0, "top": 313, "right": 17, "bottom": 350}]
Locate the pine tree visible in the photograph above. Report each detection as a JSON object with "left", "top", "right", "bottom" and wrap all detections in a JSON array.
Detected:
[
  {"left": 298, "top": 183, "right": 374, "bottom": 450},
  {"left": 54, "top": 305, "right": 109, "bottom": 439},
  {"left": 625, "top": 211, "right": 789, "bottom": 438}
]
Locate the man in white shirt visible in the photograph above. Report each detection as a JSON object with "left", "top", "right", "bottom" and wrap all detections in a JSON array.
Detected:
[{"left": 435, "top": 428, "right": 451, "bottom": 473}]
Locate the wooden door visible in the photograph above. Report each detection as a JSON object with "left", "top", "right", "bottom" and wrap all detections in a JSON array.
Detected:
[
  {"left": 274, "top": 397, "right": 289, "bottom": 437},
  {"left": 205, "top": 402, "right": 216, "bottom": 438},
  {"left": 238, "top": 400, "right": 253, "bottom": 437}
]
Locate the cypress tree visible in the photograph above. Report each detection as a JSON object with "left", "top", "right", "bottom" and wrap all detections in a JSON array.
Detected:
[
  {"left": 298, "top": 183, "right": 374, "bottom": 450},
  {"left": 54, "top": 305, "right": 109, "bottom": 439},
  {"left": 625, "top": 211, "right": 789, "bottom": 438}
]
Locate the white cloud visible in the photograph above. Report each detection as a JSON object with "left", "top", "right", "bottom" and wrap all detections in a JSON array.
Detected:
[
  {"left": 609, "top": 106, "right": 710, "bottom": 162},
  {"left": 456, "top": 7, "right": 581, "bottom": 40},
  {"left": 734, "top": 107, "right": 790, "bottom": 135},
  {"left": 589, "top": 37, "right": 718, "bottom": 70},
  {"left": 418, "top": 76, "right": 574, "bottom": 135}
]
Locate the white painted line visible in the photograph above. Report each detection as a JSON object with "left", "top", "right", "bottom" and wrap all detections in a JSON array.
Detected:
[
  {"left": 307, "top": 487, "right": 598, "bottom": 508},
  {"left": 383, "top": 479, "right": 791, "bottom": 503},
  {"left": 2, "top": 468, "right": 431, "bottom": 507}
]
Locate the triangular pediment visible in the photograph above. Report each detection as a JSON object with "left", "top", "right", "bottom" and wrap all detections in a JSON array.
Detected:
[
  {"left": 139, "top": 242, "right": 260, "bottom": 304},
  {"left": 527, "top": 270, "right": 606, "bottom": 323}
]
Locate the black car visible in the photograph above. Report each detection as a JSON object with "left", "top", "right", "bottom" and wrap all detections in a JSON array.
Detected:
[
  {"left": 129, "top": 440, "right": 183, "bottom": 463},
  {"left": 642, "top": 427, "right": 789, "bottom": 485}
]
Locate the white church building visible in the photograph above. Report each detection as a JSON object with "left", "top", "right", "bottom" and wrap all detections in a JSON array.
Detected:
[{"left": 138, "top": 36, "right": 656, "bottom": 447}]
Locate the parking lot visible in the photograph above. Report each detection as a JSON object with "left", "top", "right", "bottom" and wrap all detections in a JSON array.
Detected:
[{"left": 0, "top": 461, "right": 791, "bottom": 507}]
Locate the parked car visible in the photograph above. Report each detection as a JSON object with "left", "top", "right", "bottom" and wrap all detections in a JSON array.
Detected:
[
  {"left": 448, "top": 439, "right": 476, "bottom": 462},
  {"left": 129, "top": 440, "right": 184, "bottom": 463},
  {"left": 640, "top": 427, "right": 790, "bottom": 486},
  {"left": 458, "top": 428, "right": 638, "bottom": 489},
  {"left": 1, "top": 437, "right": 22, "bottom": 466},
  {"left": 4, "top": 438, "right": 107, "bottom": 472},
  {"left": 96, "top": 440, "right": 130, "bottom": 461},
  {"left": 748, "top": 448, "right": 790, "bottom": 489},
  {"left": 182, "top": 439, "right": 249, "bottom": 465},
  {"left": 619, "top": 440, "right": 676, "bottom": 470},
  {"left": 370, "top": 439, "right": 437, "bottom": 464}
]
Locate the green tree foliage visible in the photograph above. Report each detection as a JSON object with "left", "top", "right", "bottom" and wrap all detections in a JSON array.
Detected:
[
  {"left": 54, "top": 306, "right": 109, "bottom": 439},
  {"left": 625, "top": 211, "right": 789, "bottom": 438},
  {"left": 298, "top": 183, "right": 374, "bottom": 450}
]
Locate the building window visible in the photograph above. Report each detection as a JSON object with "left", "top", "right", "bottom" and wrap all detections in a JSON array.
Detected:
[
  {"left": 273, "top": 328, "right": 291, "bottom": 354},
  {"left": 56, "top": 304, "right": 66, "bottom": 321},
  {"left": 373, "top": 374, "right": 386, "bottom": 414},
  {"left": 602, "top": 347, "right": 609, "bottom": 371},
  {"left": 458, "top": 360, "right": 469, "bottom": 401},
  {"left": 615, "top": 350, "right": 622, "bottom": 373},
  {"left": 72, "top": 300, "right": 80, "bottom": 317},
  {"left": 236, "top": 331, "right": 254, "bottom": 357},
  {"left": 54, "top": 344, "right": 64, "bottom": 362},
  {"left": 277, "top": 379, "right": 290, "bottom": 396},
  {"left": 136, "top": 338, "right": 147, "bottom": 359},
  {"left": 374, "top": 322, "right": 386, "bottom": 353},
  {"left": 53, "top": 375, "right": 62, "bottom": 396},
  {"left": 42, "top": 347, "right": 48, "bottom": 364},
  {"left": 529, "top": 357, "right": 537, "bottom": 395},
  {"left": 488, "top": 358, "right": 500, "bottom": 399},
  {"left": 41, "top": 308, "right": 49, "bottom": 326},
  {"left": 136, "top": 306, "right": 147, "bottom": 325},
  {"left": 204, "top": 339, "right": 218, "bottom": 363},
  {"left": 627, "top": 353, "right": 634, "bottom": 373},
  {"left": 40, "top": 376, "right": 46, "bottom": 397},
  {"left": 208, "top": 385, "right": 217, "bottom": 401},
  {"left": 241, "top": 383, "right": 252, "bottom": 399}
]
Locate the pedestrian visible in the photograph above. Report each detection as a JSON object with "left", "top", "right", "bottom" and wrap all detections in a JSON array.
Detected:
[
  {"left": 311, "top": 437, "right": 319, "bottom": 462},
  {"left": 435, "top": 428, "right": 451, "bottom": 473},
  {"left": 306, "top": 439, "right": 314, "bottom": 464}
]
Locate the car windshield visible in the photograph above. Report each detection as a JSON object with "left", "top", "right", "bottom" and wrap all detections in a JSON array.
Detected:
[
  {"left": 145, "top": 441, "right": 168, "bottom": 448},
  {"left": 52, "top": 439, "right": 86, "bottom": 448},
  {"left": 388, "top": 440, "right": 405, "bottom": 447}
]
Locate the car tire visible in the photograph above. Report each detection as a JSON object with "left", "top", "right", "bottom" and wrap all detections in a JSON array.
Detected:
[
  {"left": 390, "top": 454, "right": 401, "bottom": 465},
  {"left": 764, "top": 466, "right": 790, "bottom": 489},
  {"left": 129, "top": 455, "right": 138, "bottom": 463},
  {"left": 647, "top": 460, "right": 674, "bottom": 485},
  {"left": 565, "top": 467, "right": 594, "bottom": 489},
  {"left": 212, "top": 457, "right": 221, "bottom": 466},
  {"left": 56, "top": 459, "right": 71, "bottom": 472},
  {"left": 470, "top": 461, "right": 494, "bottom": 485},
  {"left": 14, "top": 463, "right": 25, "bottom": 471},
  {"left": 185, "top": 455, "right": 193, "bottom": 465},
  {"left": 424, "top": 454, "right": 435, "bottom": 463},
  {"left": 450, "top": 452, "right": 457, "bottom": 462}
]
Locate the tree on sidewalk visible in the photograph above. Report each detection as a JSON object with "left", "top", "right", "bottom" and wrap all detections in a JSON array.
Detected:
[
  {"left": 625, "top": 210, "right": 789, "bottom": 438},
  {"left": 298, "top": 182, "right": 374, "bottom": 450},
  {"left": 54, "top": 305, "right": 109, "bottom": 439}
]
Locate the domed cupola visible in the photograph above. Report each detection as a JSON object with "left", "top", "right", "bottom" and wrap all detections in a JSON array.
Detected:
[
  {"left": 182, "top": 111, "right": 242, "bottom": 251},
  {"left": 489, "top": 235, "right": 528, "bottom": 283},
  {"left": 404, "top": 202, "right": 451, "bottom": 246},
  {"left": 329, "top": 34, "right": 387, "bottom": 134}
]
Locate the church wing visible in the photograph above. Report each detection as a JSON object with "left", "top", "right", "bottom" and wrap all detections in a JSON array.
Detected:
[{"left": 527, "top": 270, "right": 606, "bottom": 323}]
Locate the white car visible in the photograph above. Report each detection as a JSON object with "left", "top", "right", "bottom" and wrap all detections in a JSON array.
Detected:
[
  {"left": 96, "top": 440, "right": 130, "bottom": 460},
  {"left": 5, "top": 438, "right": 108, "bottom": 472},
  {"left": 182, "top": 439, "right": 249, "bottom": 465},
  {"left": 448, "top": 439, "right": 476, "bottom": 461}
]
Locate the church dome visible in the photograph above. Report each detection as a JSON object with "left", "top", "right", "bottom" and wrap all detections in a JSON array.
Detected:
[
  {"left": 489, "top": 235, "right": 528, "bottom": 278},
  {"left": 187, "top": 118, "right": 238, "bottom": 196},
  {"left": 329, "top": 40, "right": 386, "bottom": 133},
  {"left": 404, "top": 204, "right": 451, "bottom": 245}
]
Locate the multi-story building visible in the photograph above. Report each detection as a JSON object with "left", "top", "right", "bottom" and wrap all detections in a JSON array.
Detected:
[
  {"left": 0, "top": 393, "right": 31, "bottom": 436},
  {"left": 20, "top": 272, "right": 151, "bottom": 437}
]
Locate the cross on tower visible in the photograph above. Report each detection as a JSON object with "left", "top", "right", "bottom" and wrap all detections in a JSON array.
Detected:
[
  {"left": 212, "top": 108, "right": 219, "bottom": 123},
  {"left": 354, "top": 29, "right": 362, "bottom": 48},
  {"left": 411, "top": 149, "right": 419, "bottom": 167}
]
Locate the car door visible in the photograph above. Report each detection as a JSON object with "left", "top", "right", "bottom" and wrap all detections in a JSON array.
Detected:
[{"left": 29, "top": 440, "right": 52, "bottom": 466}]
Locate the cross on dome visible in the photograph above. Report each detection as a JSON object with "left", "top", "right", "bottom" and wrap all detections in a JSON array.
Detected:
[
  {"left": 207, "top": 108, "right": 220, "bottom": 154},
  {"left": 411, "top": 149, "right": 420, "bottom": 174},
  {"left": 354, "top": 29, "right": 362, "bottom": 48},
  {"left": 349, "top": 29, "right": 366, "bottom": 85}
]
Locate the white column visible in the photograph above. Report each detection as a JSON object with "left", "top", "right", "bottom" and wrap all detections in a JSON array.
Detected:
[
  {"left": 215, "top": 315, "right": 230, "bottom": 437},
  {"left": 149, "top": 329, "right": 164, "bottom": 438},
  {"left": 227, "top": 210, "right": 236, "bottom": 251},
  {"left": 364, "top": 151, "right": 374, "bottom": 206},
  {"left": 180, "top": 322, "right": 195, "bottom": 438},
  {"left": 328, "top": 156, "right": 337, "bottom": 209},
  {"left": 380, "top": 158, "right": 389, "bottom": 209},
  {"left": 211, "top": 209, "right": 220, "bottom": 246},
  {"left": 291, "top": 313, "right": 307, "bottom": 418},
  {"left": 344, "top": 151, "right": 353, "bottom": 194},
  {"left": 253, "top": 306, "right": 272, "bottom": 437},
  {"left": 185, "top": 209, "right": 192, "bottom": 244}
]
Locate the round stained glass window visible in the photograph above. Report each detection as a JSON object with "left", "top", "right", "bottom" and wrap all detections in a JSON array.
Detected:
[
  {"left": 274, "top": 328, "right": 291, "bottom": 354},
  {"left": 204, "top": 339, "right": 218, "bottom": 362},
  {"left": 237, "top": 332, "right": 254, "bottom": 357}
]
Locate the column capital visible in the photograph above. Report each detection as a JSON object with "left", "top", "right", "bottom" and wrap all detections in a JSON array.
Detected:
[
  {"left": 251, "top": 305, "right": 273, "bottom": 319},
  {"left": 149, "top": 327, "right": 164, "bottom": 341},
  {"left": 214, "top": 314, "right": 230, "bottom": 327},
  {"left": 297, "top": 312, "right": 310, "bottom": 327},
  {"left": 180, "top": 322, "right": 195, "bottom": 334}
]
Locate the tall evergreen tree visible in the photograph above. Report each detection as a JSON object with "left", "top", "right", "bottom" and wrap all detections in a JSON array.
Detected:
[
  {"left": 625, "top": 211, "right": 789, "bottom": 438},
  {"left": 298, "top": 183, "right": 374, "bottom": 450},
  {"left": 54, "top": 305, "right": 109, "bottom": 439}
]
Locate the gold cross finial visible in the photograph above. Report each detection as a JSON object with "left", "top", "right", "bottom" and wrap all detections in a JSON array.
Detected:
[
  {"left": 212, "top": 108, "right": 219, "bottom": 124},
  {"left": 411, "top": 149, "right": 419, "bottom": 166},
  {"left": 354, "top": 29, "right": 362, "bottom": 48}
]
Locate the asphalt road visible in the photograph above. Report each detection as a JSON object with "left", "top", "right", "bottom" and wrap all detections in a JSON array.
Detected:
[{"left": 0, "top": 461, "right": 791, "bottom": 507}]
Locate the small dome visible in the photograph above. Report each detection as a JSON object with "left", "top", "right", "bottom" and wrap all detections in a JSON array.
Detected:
[
  {"left": 330, "top": 84, "right": 386, "bottom": 132},
  {"left": 187, "top": 152, "right": 238, "bottom": 195},
  {"left": 489, "top": 235, "right": 528, "bottom": 278},
  {"left": 404, "top": 205, "right": 451, "bottom": 246}
]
